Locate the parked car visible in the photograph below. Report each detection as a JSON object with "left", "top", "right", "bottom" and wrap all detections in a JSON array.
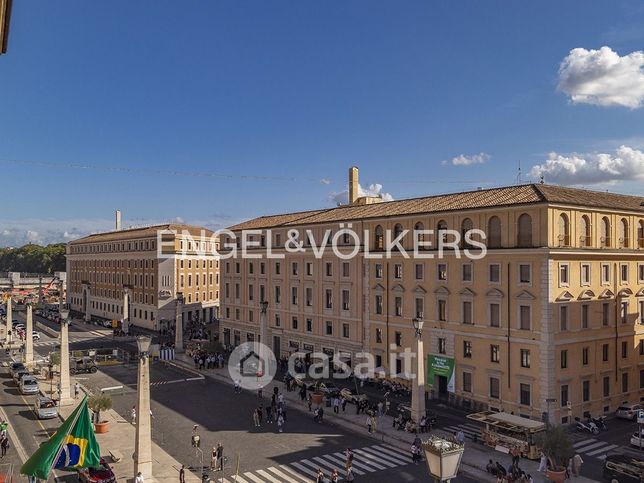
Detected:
[
  {"left": 77, "top": 458, "right": 116, "bottom": 483},
  {"left": 616, "top": 404, "right": 644, "bottom": 421},
  {"left": 31, "top": 331, "right": 41, "bottom": 340},
  {"left": 13, "top": 323, "right": 25, "bottom": 331},
  {"left": 34, "top": 396, "right": 58, "bottom": 419},
  {"left": 9, "top": 361, "right": 26, "bottom": 378},
  {"left": 318, "top": 382, "right": 341, "bottom": 396},
  {"left": 340, "top": 388, "right": 369, "bottom": 404},
  {"left": 19, "top": 375, "right": 39, "bottom": 395},
  {"left": 602, "top": 450, "right": 643, "bottom": 483},
  {"left": 630, "top": 429, "right": 644, "bottom": 448},
  {"left": 13, "top": 368, "right": 30, "bottom": 385}
]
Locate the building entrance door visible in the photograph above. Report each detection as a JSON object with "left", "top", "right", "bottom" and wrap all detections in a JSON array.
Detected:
[
  {"left": 273, "top": 336, "right": 281, "bottom": 360},
  {"left": 436, "top": 375, "right": 448, "bottom": 397}
]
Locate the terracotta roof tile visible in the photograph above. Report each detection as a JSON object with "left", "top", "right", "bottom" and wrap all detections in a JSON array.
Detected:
[{"left": 69, "top": 224, "right": 214, "bottom": 244}]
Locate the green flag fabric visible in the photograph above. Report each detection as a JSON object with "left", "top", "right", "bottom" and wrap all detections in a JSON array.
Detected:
[{"left": 21, "top": 395, "right": 101, "bottom": 479}]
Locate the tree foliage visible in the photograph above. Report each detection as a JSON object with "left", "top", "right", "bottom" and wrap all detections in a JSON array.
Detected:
[
  {"left": 534, "top": 425, "right": 574, "bottom": 470},
  {"left": 0, "top": 243, "right": 66, "bottom": 273}
]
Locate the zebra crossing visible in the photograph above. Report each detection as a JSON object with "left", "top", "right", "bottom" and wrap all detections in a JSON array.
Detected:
[
  {"left": 217, "top": 444, "right": 413, "bottom": 483},
  {"left": 442, "top": 422, "right": 483, "bottom": 441},
  {"left": 572, "top": 437, "right": 621, "bottom": 461},
  {"left": 33, "top": 332, "right": 107, "bottom": 347}
]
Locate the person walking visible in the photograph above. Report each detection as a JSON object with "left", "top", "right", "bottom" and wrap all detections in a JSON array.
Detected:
[
  {"left": 315, "top": 468, "right": 325, "bottom": 483},
  {"left": 456, "top": 429, "right": 465, "bottom": 445},
  {"left": 307, "top": 394, "right": 313, "bottom": 412},
  {"left": 234, "top": 379, "right": 241, "bottom": 393},
  {"left": 131, "top": 406, "right": 136, "bottom": 425},
  {"left": 277, "top": 413, "right": 284, "bottom": 433},
  {"left": 572, "top": 453, "right": 584, "bottom": 477},
  {"left": 265, "top": 405, "right": 273, "bottom": 423},
  {"left": 216, "top": 443, "right": 224, "bottom": 471},
  {"left": 367, "top": 415, "right": 373, "bottom": 433},
  {"left": 252, "top": 409, "right": 260, "bottom": 427},
  {"left": 135, "top": 472, "right": 144, "bottom": 483},
  {"left": 74, "top": 382, "right": 80, "bottom": 399},
  {"left": 257, "top": 406, "right": 263, "bottom": 425},
  {"left": 210, "top": 446, "right": 217, "bottom": 470},
  {"left": 346, "top": 465, "right": 355, "bottom": 482},
  {"left": 179, "top": 465, "right": 185, "bottom": 483},
  {"left": 1, "top": 436, "right": 9, "bottom": 457},
  {"left": 537, "top": 452, "right": 548, "bottom": 473},
  {"left": 330, "top": 469, "right": 339, "bottom": 482}
]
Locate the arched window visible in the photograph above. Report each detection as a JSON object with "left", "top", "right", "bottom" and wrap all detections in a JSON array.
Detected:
[
  {"left": 580, "top": 215, "right": 591, "bottom": 247},
  {"left": 461, "top": 218, "right": 473, "bottom": 248},
  {"left": 374, "top": 225, "right": 384, "bottom": 250},
  {"left": 414, "top": 222, "right": 426, "bottom": 249},
  {"left": 394, "top": 223, "right": 404, "bottom": 238},
  {"left": 437, "top": 220, "right": 448, "bottom": 244},
  {"left": 639, "top": 220, "right": 644, "bottom": 248},
  {"left": 601, "top": 217, "right": 611, "bottom": 247},
  {"left": 487, "top": 216, "right": 502, "bottom": 248},
  {"left": 619, "top": 218, "right": 629, "bottom": 247},
  {"left": 517, "top": 214, "right": 533, "bottom": 248},
  {"left": 558, "top": 213, "right": 570, "bottom": 246}
]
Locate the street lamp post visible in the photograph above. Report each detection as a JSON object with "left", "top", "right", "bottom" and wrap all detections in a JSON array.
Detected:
[
  {"left": 422, "top": 436, "right": 465, "bottom": 483},
  {"left": 259, "top": 300, "right": 269, "bottom": 349},
  {"left": 411, "top": 315, "right": 426, "bottom": 424},
  {"left": 134, "top": 335, "right": 153, "bottom": 479},
  {"left": 58, "top": 306, "right": 74, "bottom": 406},
  {"left": 174, "top": 293, "right": 183, "bottom": 352},
  {"left": 122, "top": 288, "right": 130, "bottom": 335},
  {"left": 24, "top": 303, "right": 34, "bottom": 367}
]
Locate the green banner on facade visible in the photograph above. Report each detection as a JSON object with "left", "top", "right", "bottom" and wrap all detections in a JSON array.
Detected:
[{"left": 427, "top": 355, "right": 455, "bottom": 393}]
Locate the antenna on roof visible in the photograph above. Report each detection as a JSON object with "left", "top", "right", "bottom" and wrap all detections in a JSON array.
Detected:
[
  {"left": 539, "top": 175, "right": 544, "bottom": 185},
  {"left": 516, "top": 161, "right": 522, "bottom": 185}
]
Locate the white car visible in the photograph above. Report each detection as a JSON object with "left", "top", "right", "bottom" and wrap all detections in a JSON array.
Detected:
[
  {"left": 32, "top": 331, "right": 41, "bottom": 340},
  {"left": 14, "top": 323, "right": 25, "bottom": 331},
  {"left": 630, "top": 430, "right": 644, "bottom": 448},
  {"left": 616, "top": 404, "right": 643, "bottom": 421}
]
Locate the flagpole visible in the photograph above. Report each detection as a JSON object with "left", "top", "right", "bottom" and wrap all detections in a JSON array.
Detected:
[{"left": 48, "top": 395, "right": 87, "bottom": 476}]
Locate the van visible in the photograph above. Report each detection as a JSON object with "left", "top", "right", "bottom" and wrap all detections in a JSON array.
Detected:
[{"left": 19, "top": 375, "right": 39, "bottom": 395}]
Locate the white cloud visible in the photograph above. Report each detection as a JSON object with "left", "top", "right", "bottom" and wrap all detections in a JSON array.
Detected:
[
  {"left": 330, "top": 182, "right": 394, "bottom": 205},
  {"left": 530, "top": 145, "right": 644, "bottom": 185},
  {"left": 558, "top": 46, "right": 644, "bottom": 108},
  {"left": 320, "top": 178, "right": 331, "bottom": 185},
  {"left": 443, "top": 152, "right": 490, "bottom": 166}
]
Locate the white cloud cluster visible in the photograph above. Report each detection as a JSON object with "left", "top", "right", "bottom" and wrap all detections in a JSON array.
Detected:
[
  {"left": 443, "top": 152, "right": 490, "bottom": 166},
  {"left": 330, "top": 182, "right": 394, "bottom": 205},
  {"left": 530, "top": 145, "right": 644, "bottom": 185},
  {"left": 558, "top": 46, "right": 644, "bottom": 108}
]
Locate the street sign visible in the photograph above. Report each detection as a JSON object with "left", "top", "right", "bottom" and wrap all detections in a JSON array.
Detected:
[{"left": 637, "top": 409, "right": 644, "bottom": 424}]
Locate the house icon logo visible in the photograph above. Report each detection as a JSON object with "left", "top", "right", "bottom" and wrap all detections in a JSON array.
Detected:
[{"left": 228, "top": 342, "right": 277, "bottom": 390}]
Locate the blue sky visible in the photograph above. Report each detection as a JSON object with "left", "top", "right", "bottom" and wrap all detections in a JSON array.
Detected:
[{"left": 1, "top": 1, "right": 644, "bottom": 245}]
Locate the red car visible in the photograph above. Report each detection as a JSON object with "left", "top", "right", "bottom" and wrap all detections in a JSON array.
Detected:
[{"left": 77, "top": 459, "right": 116, "bottom": 483}]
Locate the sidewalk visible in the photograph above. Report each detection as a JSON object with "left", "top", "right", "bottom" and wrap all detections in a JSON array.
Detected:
[
  {"left": 38, "top": 376, "right": 201, "bottom": 482},
  {"left": 170, "top": 353, "right": 599, "bottom": 483}
]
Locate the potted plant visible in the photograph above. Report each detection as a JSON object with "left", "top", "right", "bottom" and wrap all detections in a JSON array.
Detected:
[
  {"left": 88, "top": 393, "right": 113, "bottom": 434},
  {"left": 311, "top": 380, "right": 324, "bottom": 405},
  {"left": 534, "top": 426, "right": 573, "bottom": 483}
]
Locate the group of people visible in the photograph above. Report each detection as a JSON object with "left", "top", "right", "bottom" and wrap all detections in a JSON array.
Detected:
[
  {"left": 487, "top": 459, "right": 534, "bottom": 483},
  {"left": 251, "top": 388, "right": 287, "bottom": 433},
  {"left": 209, "top": 442, "right": 224, "bottom": 471},
  {"left": 536, "top": 452, "right": 584, "bottom": 479},
  {"left": 191, "top": 350, "right": 225, "bottom": 370},
  {"left": 314, "top": 448, "right": 356, "bottom": 482}
]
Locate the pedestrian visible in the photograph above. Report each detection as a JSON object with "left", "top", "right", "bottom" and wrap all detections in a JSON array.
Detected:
[
  {"left": 456, "top": 429, "right": 465, "bottom": 445},
  {"left": 411, "top": 443, "right": 420, "bottom": 464},
  {"left": 277, "top": 413, "right": 284, "bottom": 433},
  {"left": 131, "top": 406, "right": 136, "bottom": 425},
  {"left": 333, "top": 397, "right": 340, "bottom": 414},
  {"left": 179, "top": 465, "right": 185, "bottom": 483},
  {"left": 257, "top": 406, "right": 263, "bottom": 424},
  {"left": 1, "top": 436, "right": 9, "bottom": 457},
  {"left": 377, "top": 401, "right": 384, "bottom": 417},
  {"left": 135, "top": 472, "right": 144, "bottom": 483},
  {"left": 210, "top": 446, "right": 217, "bottom": 470},
  {"left": 257, "top": 383, "right": 263, "bottom": 399},
  {"left": 367, "top": 415, "right": 372, "bottom": 433},
  {"left": 216, "top": 442, "right": 224, "bottom": 471},
  {"left": 307, "top": 394, "right": 313, "bottom": 412},
  {"left": 252, "top": 409, "right": 260, "bottom": 427},
  {"left": 572, "top": 453, "right": 583, "bottom": 477},
  {"left": 74, "top": 382, "right": 80, "bottom": 399},
  {"left": 346, "top": 465, "right": 355, "bottom": 482},
  {"left": 538, "top": 452, "right": 547, "bottom": 473},
  {"left": 265, "top": 405, "right": 273, "bottom": 423},
  {"left": 344, "top": 447, "right": 354, "bottom": 470},
  {"left": 341, "top": 397, "right": 347, "bottom": 412},
  {"left": 315, "top": 468, "right": 325, "bottom": 483},
  {"left": 234, "top": 379, "right": 241, "bottom": 393},
  {"left": 330, "top": 469, "right": 339, "bottom": 482}
]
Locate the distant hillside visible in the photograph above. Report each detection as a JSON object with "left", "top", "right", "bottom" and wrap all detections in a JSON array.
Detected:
[{"left": 0, "top": 243, "right": 66, "bottom": 273}]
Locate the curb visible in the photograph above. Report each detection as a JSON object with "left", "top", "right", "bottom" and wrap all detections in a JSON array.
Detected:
[{"left": 162, "top": 358, "right": 205, "bottom": 379}]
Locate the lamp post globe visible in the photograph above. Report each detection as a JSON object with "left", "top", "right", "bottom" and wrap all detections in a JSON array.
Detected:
[
  {"left": 136, "top": 335, "right": 152, "bottom": 355},
  {"left": 421, "top": 436, "right": 465, "bottom": 482}
]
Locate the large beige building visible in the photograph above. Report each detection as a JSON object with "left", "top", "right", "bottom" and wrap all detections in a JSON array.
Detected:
[
  {"left": 220, "top": 168, "right": 644, "bottom": 424},
  {"left": 67, "top": 221, "right": 220, "bottom": 331}
]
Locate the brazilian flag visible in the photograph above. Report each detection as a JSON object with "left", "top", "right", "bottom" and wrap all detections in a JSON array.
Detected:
[{"left": 21, "top": 395, "right": 101, "bottom": 479}]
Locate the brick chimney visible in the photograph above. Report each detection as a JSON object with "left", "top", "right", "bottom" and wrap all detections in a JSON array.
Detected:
[{"left": 349, "top": 166, "right": 359, "bottom": 204}]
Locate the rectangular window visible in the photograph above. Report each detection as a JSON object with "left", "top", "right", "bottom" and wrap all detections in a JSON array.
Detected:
[
  {"left": 489, "top": 264, "right": 500, "bottom": 283},
  {"left": 490, "top": 344, "right": 500, "bottom": 363},
  {"left": 342, "top": 290, "right": 350, "bottom": 311},
  {"left": 621, "top": 340, "right": 627, "bottom": 358},
  {"left": 292, "top": 262, "right": 298, "bottom": 276},
  {"left": 582, "top": 347, "right": 589, "bottom": 365},
  {"left": 438, "top": 338, "right": 446, "bottom": 354},
  {"left": 520, "top": 383, "right": 531, "bottom": 406},
  {"left": 560, "top": 385, "right": 568, "bottom": 407},
  {"left": 437, "top": 263, "right": 447, "bottom": 281},
  {"left": 621, "top": 301, "right": 628, "bottom": 324},
  {"left": 375, "top": 295, "right": 383, "bottom": 315},
  {"left": 275, "top": 314, "right": 281, "bottom": 327},
  {"left": 602, "top": 343, "right": 609, "bottom": 362},
  {"left": 581, "top": 304, "right": 589, "bottom": 329},
  {"left": 489, "top": 303, "right": 500, "bottom": 327},
  {"left": 325, "top": 321, "right": 333, "bottom": 335},
  {"left": 292, "top": 287, "right": 298, "bottom": 305},
  {"left": 305, "top": 287, "right": 313, "bottom": 306},
  {"left": 462, "top": 263, "right": 472, "bottom": 282},
  {"left": 438, "top": 299, "right": 447, "bottom": 322},
  {"left": 306, "top": 318, "right": 312, "bottom": 332},
  {"left": 375, "top": 263, "right": 383, "bottom": 279},
  {"left": 395, "top": 331, "right": 402, "bottom": 346},
  {"left": 620, "top": 263, "right": 628, "bottom": 283},
  {"left": 260, "top": 262, "right": 265, "bottom": 275},
  {"left": 560, "top": 305, "right": 568, "bottom": 331},
  {"left": 415, "top": 264, "right": 423, "bottom": 280},
  {"left": 463, "top": 340, "right": 472, "bottom": 358},
  {"left": 342, "top": 323, "right": 349, "bottom": 338},
  {"left": 601, "top": 263, "right": 610, "bottom": 284},
  {"left": 325, "top": 263, "right": 333, "bottom": 277},
  {"left": 639, "top": 264, "right": 644, "bottom": 283},
  {"left": 306, "top": 262, "right": 313, "bottom": 276},
  {"left": 395, "top": 297, "right": 403, "bottom": 317},
  {"left": 394, "top": 264, "right": 403, "bottom": 279},
  {"left": 640, "top": 301, "right": 644, "bottom": 325},
  {"left": 415, "top": 298, "right": 424, "bottom": 319},
  {"left": 518, "top": 264, "right": 531, "bottom": 284},
  {"left": 325, "top": 289, "right": 333, "bottom": 309},
  {"left": 248, "top": 284, "right": 254, "bottom": 301},
  {"left": 519, "top": 305, "right": 531, "bottom": 330},
  {"left": 489, "top": 377, "right": 500, "bottom": 399},
  {"left": 582, "top": 380, "right": 590, "bottom": 402},
  {"left": 292, "top": 317, "right": 298, "bottom": 330},
  {"left": 603, "top": 376, "right": 610, "bottom": 397},
  {"left": 602, "top": 302, "right": 610, "bottom": 326},
  {"left": 342, "top": 262, "right": 350, "bottom": 278},
  {"left": 275, "top": 262, "right": 281, "bottom": 275},
  {"left": 462, "top": 372, "right": 472, "bottom": 393},
  {"left": 560, "top": 349, "right": 567, "bottom": 369},
  {"left": 520, "top": 349, "right": 531, "bottom": 368},
  {"left": 581, "top": 263, "right": 591, "bottom": 285},
  {"left": 559, "top": 264, "right": 569, "bottom": 286},
  {"left": 249, "top": 262, "right": 254, "bottom": 274},
  {"left": 621, "top": 372, "right": 628, "bottom": 393},
  {"left": 275, "top": 286, "right": 281, "bottom": 304},
  {"left": 462, "top": 301, "right": 473, "bottom": 324},
  {"left": 376, "top": 328, "right": 383, "bottom": 343}
]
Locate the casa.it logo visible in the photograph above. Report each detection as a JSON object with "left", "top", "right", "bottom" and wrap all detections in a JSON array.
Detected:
[{"left": 227, "top": 342, "right": 278, "bottom": 390}]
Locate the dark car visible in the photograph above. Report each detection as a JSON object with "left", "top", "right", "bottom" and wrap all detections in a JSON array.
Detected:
[
  {"left": 9, "top": 361, "right": 26, "bottom": 378},
  {"left": 602, "top": 450, "right": 643, "bottom": 483},
  {"left": 77, "top": 458, "right": 116, "bottom": 483},
  {"left": 13, "top": 369, "right": 30, "bottom": 385}
]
